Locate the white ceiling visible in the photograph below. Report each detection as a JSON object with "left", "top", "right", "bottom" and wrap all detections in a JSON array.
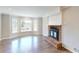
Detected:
[{"left": 0, "top": 6, "right": 58, "bottom": 17}]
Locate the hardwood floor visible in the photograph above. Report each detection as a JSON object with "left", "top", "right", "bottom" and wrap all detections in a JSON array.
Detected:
[{"left": 0, "top": 35, "right": 70, "bottom": 53}]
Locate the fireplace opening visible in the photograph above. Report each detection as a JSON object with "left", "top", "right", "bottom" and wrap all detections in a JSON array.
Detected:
[{"left": 49, "top": 26, "right": 59, "bottom": 41}]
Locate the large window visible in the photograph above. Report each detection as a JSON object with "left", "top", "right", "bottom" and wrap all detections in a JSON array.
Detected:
[
  {"left": 11, "top": 17, "right": 18, "bottom": 33},
  {"left": 33, "top": 19, "right": 38, "bottom": 31},
  {"left": 20, "top": 18, "right": 32, "bottom": 32},
  {"left": 11, "top": 17, "right": 39, "bottom": 34}
]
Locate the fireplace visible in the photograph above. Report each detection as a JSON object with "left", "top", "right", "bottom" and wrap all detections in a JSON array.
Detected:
[
  {"left": 49, "top": 26, "right": 59, "bottom": 41},
  {"left": 47, "top": 25, "right": 62, "bottom": 49}
]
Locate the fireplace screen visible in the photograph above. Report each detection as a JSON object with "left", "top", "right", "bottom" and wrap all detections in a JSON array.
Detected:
[{"left": 49, "top": 27, "right": 59, "bottom": 41}]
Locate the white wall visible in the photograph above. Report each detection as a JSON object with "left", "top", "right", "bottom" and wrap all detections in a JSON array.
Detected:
[
  {"left": 48, "top": 13, "right": 62, "bottom": 25},
  {"left": 62, "top": 7, "right": 79, "bottom": 52},
  {"left": 0, "top": 6, "right": 57, "bottom": 17},
  {"left": 0, "top": 14, "right": 1, "bottom": 39},
  {"left": 42, "top": 16, "right": 48, "bottom": 36},
  {"left": 1, "top": 14, "right": 11, "bottom": 39}
]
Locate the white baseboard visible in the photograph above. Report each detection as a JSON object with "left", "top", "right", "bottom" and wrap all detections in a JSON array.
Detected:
[
  {"left": 62, "top": 43, "right": 78, "bottom": 53},
  {"left": 1, "top": 34, "right": 42, "bottom": 41},
  {"left": 1, "top": 36, "right": 10, "bottom": 40}
]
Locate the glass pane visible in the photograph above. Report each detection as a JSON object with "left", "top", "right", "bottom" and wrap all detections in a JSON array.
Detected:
[
  {"left": 54, "top": 32, "right": 57, "bottom": 38},
  {"left": 11, "top": 17, "right": 18, "bottom": 33},
  {"left": 33, "top": 19, "right": 38, "bottom": 31},
  {"left": 20, "top": 18, "right": 32, "bottom": 32},
  {"left": 51, "top": 31, "right": 53, "bottom": 36}
]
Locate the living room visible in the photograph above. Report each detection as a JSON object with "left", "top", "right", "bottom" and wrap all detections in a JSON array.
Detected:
[{"left": 0, "top": 6, "right": 79, "bottom": 53}]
